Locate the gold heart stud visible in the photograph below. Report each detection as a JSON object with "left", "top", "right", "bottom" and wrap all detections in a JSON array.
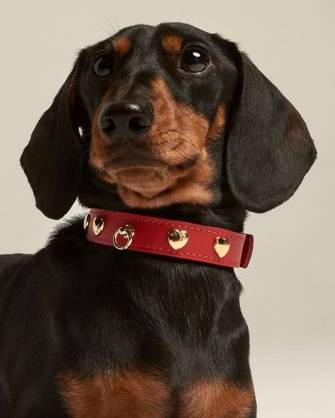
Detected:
[
  {"left": 168, "top": 229, "right": 189, "bottom": 250},
  {"left": 83, "top": 213, "right": 90, "bottom": 230},
  {"left": 92, "top": 216, "right": 105, "bottom": 236},
  {"left": 214, "top": 237, "right": 230, "bottom": 258}
]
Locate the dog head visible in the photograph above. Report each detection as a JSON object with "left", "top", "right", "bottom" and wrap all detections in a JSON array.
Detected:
[{"left": 21, "top": 23, "right": 316, "bottom": 219}]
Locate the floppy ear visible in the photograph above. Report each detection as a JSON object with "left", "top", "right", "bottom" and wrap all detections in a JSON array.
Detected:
[
  {"left": 225, "top": 52, "right": 317, "bottom": 213},
  {"left": 20, "top": 54, "right": 87, "bottom": 219}
]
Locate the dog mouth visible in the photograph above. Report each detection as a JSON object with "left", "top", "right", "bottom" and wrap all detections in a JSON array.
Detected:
[{"left": 93, "top": 153, "right": 199, "bottom": 200}]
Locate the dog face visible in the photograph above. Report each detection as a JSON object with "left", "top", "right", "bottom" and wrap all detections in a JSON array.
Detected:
[
  {"left": 86, "top": 24, "right": 236, "bottom": 210},
  {"left": 21, "top": 23, "right": 316, "bottom": 219}
]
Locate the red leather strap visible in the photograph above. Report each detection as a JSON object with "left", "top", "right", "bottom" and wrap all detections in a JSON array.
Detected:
[{"left": 85, "top": 209, "right": 254, "bottom": 268}]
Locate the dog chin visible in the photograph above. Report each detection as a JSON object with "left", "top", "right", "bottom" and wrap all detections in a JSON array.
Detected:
[
  {"left": 90, "top": 159, "right": 207, "bottom": 209},
  {"left": 117, "top": 184, "right": 174, "bottom": 208},
  {"left": 115, "top": 166, "right": 178, "bottom": 199}
]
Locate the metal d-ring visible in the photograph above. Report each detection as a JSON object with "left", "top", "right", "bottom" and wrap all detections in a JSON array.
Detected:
[{"left": 112, "top": 224, "right": 135, "bottom": 250}]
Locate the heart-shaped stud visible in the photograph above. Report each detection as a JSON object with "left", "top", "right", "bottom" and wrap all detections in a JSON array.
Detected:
[
  {"left": 214, "top": 237, "right": 230, "bottom": 258},
  {"left": 168, "top": 229, "right": 189, "bottom": 250},
  {"left": 92, "top": 216, "right": 105, "bottom": 236},
  {"left": 83, "top": 213, "right": 90, "bottom": 230}
]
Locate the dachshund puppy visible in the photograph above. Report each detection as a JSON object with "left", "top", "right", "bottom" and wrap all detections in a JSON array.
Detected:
[{"left": 0, "top": 23, "right": 316, "bottom": 418}]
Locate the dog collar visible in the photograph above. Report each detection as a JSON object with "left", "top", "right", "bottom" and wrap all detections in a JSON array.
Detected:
[{"left": 84, "top": 208, "right": 254, "bottom": 268}]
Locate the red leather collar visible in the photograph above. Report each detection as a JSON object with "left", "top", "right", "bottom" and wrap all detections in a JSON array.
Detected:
[{"left": 85, "top": 209, "right": 253, "bottom": 269}]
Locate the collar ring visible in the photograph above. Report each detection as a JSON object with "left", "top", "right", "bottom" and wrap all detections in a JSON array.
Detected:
[{"left": 112, "top": 224, "right": 135, "bottom": 250}]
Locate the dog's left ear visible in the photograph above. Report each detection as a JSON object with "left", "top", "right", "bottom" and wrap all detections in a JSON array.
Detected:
[
  {"left": 224, "top": 48, "right": 317, "bottom": 212},
  {"left": 21, "top": 51, "right": 87, "bottom": 219}
]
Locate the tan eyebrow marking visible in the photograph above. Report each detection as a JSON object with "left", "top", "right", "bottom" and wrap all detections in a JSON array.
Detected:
[
  {"left": 112, "top": 37, "right": 131, "bottom": 55},
  {"left": 161, "top": 35, "right": 183, "bottom": 54}
]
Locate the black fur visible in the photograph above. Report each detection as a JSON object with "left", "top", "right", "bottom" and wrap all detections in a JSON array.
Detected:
[{"left": 0, "top": 22, "right": 315, "bottom": 417}]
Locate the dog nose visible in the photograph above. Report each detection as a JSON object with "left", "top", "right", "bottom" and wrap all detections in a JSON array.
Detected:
[{"left": 99, "top": 101, "right": 153, "bottom": 139}]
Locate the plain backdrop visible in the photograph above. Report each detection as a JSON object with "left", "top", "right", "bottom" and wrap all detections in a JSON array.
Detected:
[{"left": 0, "top": 1, "right": 334, "bottom": 417}]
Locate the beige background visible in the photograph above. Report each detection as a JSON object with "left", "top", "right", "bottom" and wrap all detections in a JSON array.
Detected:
[{"left": 0, "top": 0, "right": 334, "bottom": 416}]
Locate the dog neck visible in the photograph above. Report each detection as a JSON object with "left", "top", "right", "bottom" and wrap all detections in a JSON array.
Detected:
[{"left": 78, "top": 174, "right": 246, "bottom": 233}]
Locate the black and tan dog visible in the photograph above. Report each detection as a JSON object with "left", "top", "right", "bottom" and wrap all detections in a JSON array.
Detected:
[{"left": 0, "top": 23, "right": 316, "bottom": 417}]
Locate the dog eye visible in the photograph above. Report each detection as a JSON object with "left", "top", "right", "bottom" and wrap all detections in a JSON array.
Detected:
[
  {"left": 180, "top": 47, "right": 209, "bottom": 73},
  {"left": 92, "top": 53, "right": 114, "bottom": 77}
]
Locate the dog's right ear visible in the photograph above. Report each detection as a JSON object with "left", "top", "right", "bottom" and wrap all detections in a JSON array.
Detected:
[{"left": 20, "top": 50, "right": 88, "bottom": 219}]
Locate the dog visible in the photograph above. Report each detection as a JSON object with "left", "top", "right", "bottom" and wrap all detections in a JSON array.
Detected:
[{"left": 0, "top": 22, "right": 316, "bottom": 418}]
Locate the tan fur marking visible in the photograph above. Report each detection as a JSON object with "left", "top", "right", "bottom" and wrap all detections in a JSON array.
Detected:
[
  {"left": 58, "top": 370, "right": 172, "bottom": 418},
  {"left": 148, "top": 78, "right": 209, "bottom": 164},
  {"left": 208, "top": 105, "right": 226, "bottom": 141},
  {"left": 114, "top": 78, "right": 214, "bottom": 208},
  {"left": 113, "top": 37, "right": 131, "bottom": 55},
  {"left": 161, "top": 35, "right": 183, "bottom": 54},
  {"left": 179, "top": 380, "right": 255, "bottom": 418},
  {"left": 117, "top": 149, "right": 214, "bottom": 208}
]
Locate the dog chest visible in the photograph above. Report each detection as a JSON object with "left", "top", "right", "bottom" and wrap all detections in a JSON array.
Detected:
[{"left": 58, "top": 369, "right": 254, "bottom": 418}]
